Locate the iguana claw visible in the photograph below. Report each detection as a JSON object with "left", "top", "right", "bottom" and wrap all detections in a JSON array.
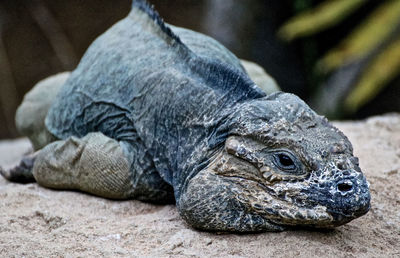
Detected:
[{"left": 0, "top": 154, "right": 37, "bottom": 183}]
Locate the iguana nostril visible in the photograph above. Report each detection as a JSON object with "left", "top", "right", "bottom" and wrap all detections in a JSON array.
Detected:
[
  {"left": 336, "top": 161, "right": 346, "bottom": 170},
  {"left": 338, "top": 182, "right": 353, "bottom": 192}
]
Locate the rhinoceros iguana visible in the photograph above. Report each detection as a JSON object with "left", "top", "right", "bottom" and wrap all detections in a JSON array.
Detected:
[{"left": 1, "top": 0, "right": 370, "bottom": 232}]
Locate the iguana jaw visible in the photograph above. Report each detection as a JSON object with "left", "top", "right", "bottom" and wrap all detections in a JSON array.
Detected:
[
  {"left": 177, "top": 164, "right": 288, "bottom": 232},
  {"left": 177, "top": 152, "right": 333, "bottom": 232}
]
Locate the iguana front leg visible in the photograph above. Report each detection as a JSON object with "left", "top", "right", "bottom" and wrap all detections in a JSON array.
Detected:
[
  {"left": 13, "top": 132, "right": 173, "bottom": 202},
  {"left": 30, "top": 132, "right": 137, "bottom": 199},
  {"left": 1, "top": 133, "right": 138, "bottom": 198}
]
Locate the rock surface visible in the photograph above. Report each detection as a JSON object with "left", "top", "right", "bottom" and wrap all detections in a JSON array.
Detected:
[{"left": 0, "top": 114, "right": 399, "bottom": 257}]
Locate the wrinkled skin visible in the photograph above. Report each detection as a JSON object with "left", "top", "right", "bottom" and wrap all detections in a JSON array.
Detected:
[{"left": 179, "top": 93, "right": 370, "bottom": 232}]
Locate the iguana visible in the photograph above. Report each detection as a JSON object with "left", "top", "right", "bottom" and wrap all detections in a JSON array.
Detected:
[{"left": 1, "top": 0, "right": 370, "bottom": 232}]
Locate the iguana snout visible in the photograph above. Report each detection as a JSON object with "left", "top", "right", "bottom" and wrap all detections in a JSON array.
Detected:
[{"left": 301, "top": 151, "right": 370, "bottom": 227}]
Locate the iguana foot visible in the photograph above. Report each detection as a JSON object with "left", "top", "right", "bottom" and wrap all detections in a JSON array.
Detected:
[{"left": 0, "top": 153, "right": 37, "bottom": 183}]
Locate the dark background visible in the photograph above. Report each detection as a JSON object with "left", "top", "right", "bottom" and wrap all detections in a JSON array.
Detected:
[{"left": 0, "top": 0, "right": 398, "bottom": 139}]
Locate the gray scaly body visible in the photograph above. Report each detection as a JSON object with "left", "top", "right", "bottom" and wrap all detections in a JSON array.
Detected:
[{"left": 1, "top": 0, "right": 370, "bottom": 232}]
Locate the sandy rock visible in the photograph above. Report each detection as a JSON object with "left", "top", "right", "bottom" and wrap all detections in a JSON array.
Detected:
[{"left": 0, "top": 114, "right": 399, "bottom": 257}]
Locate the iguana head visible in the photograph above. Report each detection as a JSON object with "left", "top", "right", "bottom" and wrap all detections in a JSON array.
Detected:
[{"left": 179, "top": 92, "right": 370, "bottom": 232}]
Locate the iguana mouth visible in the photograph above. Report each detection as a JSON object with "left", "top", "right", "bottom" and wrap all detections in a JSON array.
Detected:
[
  {"left": 208, "top": 149, "right": 370, "bottom": 228},
  {"left": 209, "top": 169, "right": 334, "bottom": 227},
  {"left": 300, "top": 173, "right": 371, "bottom": 226}
]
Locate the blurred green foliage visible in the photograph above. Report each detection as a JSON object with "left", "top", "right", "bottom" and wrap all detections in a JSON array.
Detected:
[{"left": 279, "top": 0, "right": 400, "bottom": 117}]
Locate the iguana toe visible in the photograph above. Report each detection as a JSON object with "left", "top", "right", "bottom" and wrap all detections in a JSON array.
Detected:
[{"left": 1, "top": 154, "right": 36, "bottom": 183}]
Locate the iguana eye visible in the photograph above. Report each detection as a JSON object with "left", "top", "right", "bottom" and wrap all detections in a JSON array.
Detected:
[{"left": 273, "top": 152, "right": 297, "bottom": 171}]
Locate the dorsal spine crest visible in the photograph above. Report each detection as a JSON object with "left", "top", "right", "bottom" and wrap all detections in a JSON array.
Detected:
[{"left": 132, "top": 0, "right": 184, "bottom": 45}]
